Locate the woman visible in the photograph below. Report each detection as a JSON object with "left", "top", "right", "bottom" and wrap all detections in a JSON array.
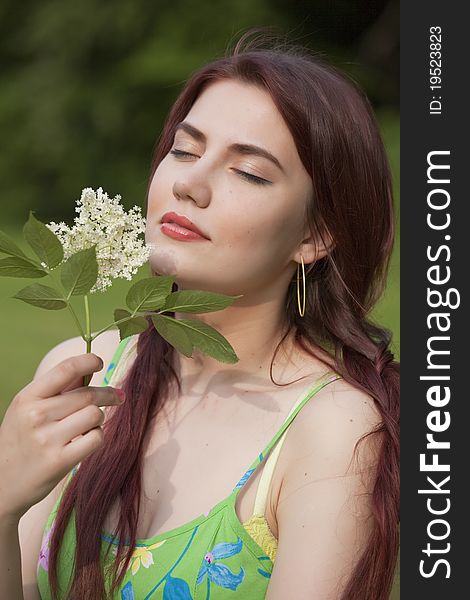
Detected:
[{"left": 37, "top": 30, "right": 398, "bottom": 599}]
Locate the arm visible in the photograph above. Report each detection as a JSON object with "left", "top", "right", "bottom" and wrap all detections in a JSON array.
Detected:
[
  {"left": 0, "top": 515, "right": 24, "bottom": 600},
  {"left": 1, "top": 330, "right": 118, "bottom": 599},
  {"left": 266, "top": 383, "right": 382, "bottom": 600},
  {"left": 0, "top": 337, "right": 83, "bottom": 600}
]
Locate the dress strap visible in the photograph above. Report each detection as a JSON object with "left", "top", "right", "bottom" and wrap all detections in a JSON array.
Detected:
[
  {"left": 102, "top": 334, "right": 137, "bottom": 387},
  {"left": 251, "top": 391, "right": 308, "bottom": 516},
  {"left": 70, "top": 335, "right": 137, "bottom": 478},
  {"left": 231, "top": 371, "right": 343, "bottom": 498}
]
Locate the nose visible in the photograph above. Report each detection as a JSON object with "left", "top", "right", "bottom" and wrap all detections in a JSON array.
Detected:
[{"left": 172, "top": 174, "right": 211, "bottom": 208}]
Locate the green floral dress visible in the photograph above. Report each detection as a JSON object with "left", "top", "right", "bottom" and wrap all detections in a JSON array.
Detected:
[{"left": 37, "top": 335, "right": 342, "bottom": 599}]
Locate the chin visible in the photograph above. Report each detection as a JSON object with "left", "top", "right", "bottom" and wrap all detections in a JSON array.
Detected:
[{"left": 148, "top": 247, "right": 180, "bottom": 277}]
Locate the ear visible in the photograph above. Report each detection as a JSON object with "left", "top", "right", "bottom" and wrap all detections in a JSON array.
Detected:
[{"left": 293, "top": 228, "right": 335, "bottom": 266}]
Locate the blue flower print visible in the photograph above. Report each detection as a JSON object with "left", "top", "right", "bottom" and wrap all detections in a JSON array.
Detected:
[
  {"left": 196, "top": 537, "right": 245, "bottom": 594},
  {"left": 163, "top": 574, "right": 193, "bottom": 599},
  {"left": 235, "top": 468, "right": 255, "bottom": 490},
  {"left": 121, "top": 574, "right": 194, "bottom": 600},
  {"left": 121, "top": 581, "right": 134, "bottom": 599},
  {"left": 103, "top": 362, "right": 116, "bottom": 385}
]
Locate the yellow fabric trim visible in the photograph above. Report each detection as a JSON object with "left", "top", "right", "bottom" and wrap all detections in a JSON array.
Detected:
[
  {"left": 241, "top": 386, "right": 314, "bottom": 561},
  {"left": 242, "top": 515, "right": 278, "bottom": 562},
  {"left": 252, "top": 386, "right": 309, "bottom": 516}
]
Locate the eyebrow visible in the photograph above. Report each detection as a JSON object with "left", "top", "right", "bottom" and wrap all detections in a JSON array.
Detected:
[{"left": 174, "top": 121, "right": 285, "bottom": 174}]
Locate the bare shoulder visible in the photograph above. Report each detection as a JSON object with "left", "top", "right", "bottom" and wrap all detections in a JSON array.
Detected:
[
  {"left": 284, "top": 376, "right": 383, "bottom": 477},
  {"left": 35, "top": 329, "right": 121, "bottom": 387},
  {"left": 267, "top": 378, "right": 384, "bottom": 598}
]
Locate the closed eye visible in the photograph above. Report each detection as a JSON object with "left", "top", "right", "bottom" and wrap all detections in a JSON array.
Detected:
[{"left": 169, "top": 149, "right": 271, "bottom": 186}]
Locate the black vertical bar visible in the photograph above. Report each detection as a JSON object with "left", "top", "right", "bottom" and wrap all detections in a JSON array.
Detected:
[{"left": 401, "top": 2, "right": 467, "bottom": 597}]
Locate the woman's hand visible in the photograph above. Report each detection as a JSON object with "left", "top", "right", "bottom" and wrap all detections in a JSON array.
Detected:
[{"left": 0, "top": 353, "right": 125, "bottom": 522}]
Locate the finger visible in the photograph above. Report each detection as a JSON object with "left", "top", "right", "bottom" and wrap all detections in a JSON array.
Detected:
[
  {"left": 61, "top": 425, "right": 105, "bottom": 466},
  {"left": 46, "top": 403, "right": 107, "bottom": 447},
  {"left": 26, "top": 354, "right": 104, "bottom": 399},
  {"left": 42, "top": 386, "right": 124, "bottom": 421}
]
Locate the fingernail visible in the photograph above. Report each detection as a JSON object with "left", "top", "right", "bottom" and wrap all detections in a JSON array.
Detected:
[{"left": 115, "top": 388, "right": 126, "bottom": 403}]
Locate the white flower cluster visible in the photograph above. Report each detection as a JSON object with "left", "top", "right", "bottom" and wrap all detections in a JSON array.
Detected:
[{"left": 46, "top": 187, "right": 152, "bottom": 293}]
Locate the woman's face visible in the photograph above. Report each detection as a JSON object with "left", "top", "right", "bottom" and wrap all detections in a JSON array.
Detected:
[{"left": 145, "top": 78, "right": 314, "bottom": 297}]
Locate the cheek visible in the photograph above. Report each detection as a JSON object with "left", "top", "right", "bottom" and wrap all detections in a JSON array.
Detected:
[
  {"left": 222, "top": 196, "right": 298, "bottom": 252},
  {"left": 219, "top": 207, "right": 274, "bottom": 248},
  {"left": 217, "top": 207, "right": 292, "bottom": 275},
  {"left": 147, "top": 161, "right": 172, "bottom": 215}
]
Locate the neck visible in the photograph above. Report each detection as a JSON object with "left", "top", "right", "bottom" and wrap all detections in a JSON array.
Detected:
[{"left": 172, "top": 300, "right": 301, "bottom": 395}]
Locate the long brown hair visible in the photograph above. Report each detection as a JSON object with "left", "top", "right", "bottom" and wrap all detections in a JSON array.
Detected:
[{"left": 48, "top": 28, "right": 399, "bottom": 599}]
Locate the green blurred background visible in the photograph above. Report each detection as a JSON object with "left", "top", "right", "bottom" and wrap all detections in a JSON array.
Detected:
[{"left": 0, "top": 1, "right": 399, "bottom": 595}]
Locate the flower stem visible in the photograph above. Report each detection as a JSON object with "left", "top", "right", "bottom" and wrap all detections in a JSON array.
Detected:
[
  {"left": 90, "top": 312, "right": 140, "bottom": 341},
  {"left": 84, "top": 295, "right": 92, "bottom": 346},
  {"left": 89, "top": 309, "right": 171, "bottom": 342},
  {"left": 41, "top": 265, "right": 87, "bottom": 339},
  {"left": 67, "top": 300, "right": 87, "bottom": 340},
  {"left": 83, "top": 295, "right": 92, "bottom": 386},
  {"left": 36, "top": 262, "right": 91, "bottom": 385}
]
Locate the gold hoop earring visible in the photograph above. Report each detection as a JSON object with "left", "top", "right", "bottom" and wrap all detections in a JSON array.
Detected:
[{"left": 296, "top": 255, "right": 306, "bottom": 317}]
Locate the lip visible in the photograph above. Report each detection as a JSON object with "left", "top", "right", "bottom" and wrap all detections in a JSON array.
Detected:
[
  {"left": 160, "top": 211, "right": 210, "bottom": 240},
  {"left": 160, "top": 222, "right": 208, "bottom": 241}
]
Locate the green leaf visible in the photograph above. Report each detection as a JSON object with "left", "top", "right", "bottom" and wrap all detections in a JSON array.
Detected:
[
  {"left": 23, "top": 211, "right": 64, "bottom": 269},
  {"left": 13, "top": 283, "right": 67, "bottom": 310},
  {"left": 126, "top": 275, "right": 175, "bottom": 312},
  {"left": 151, "top": 315, "right": 239, "bottom": 364},
  {"left": 0, "top": 229, "right": 29, "bottom": 260},
  {"left": 160, "top": 290, "right": 243, "bottom": 313},
  {"left": 0, "top": 256, "right": 48, "bottom": 278},
  {"left": 114, "top": 308, "right": 132, "bottom": 321},
  {"left": 180, "top": 318, "right": 239, "bottom": 364},
  {"left": 114, "top": 308, "right": 150, "bottom": 339},
  {"left": 61, "top": 246, "right": 98, "bottom": 296},
  {"left": 151, "top": 314, "right": 194, "bottom": 357}
]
